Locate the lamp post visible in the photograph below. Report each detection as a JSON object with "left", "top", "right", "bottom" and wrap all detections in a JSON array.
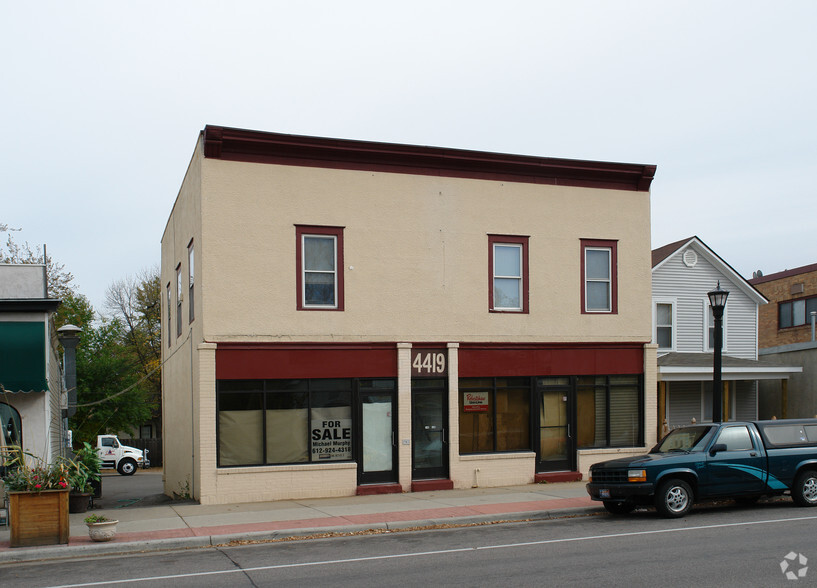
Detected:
[
  {"left": 708, "top": 282, "right": 729, "bottom": 423},
  {"left": 57, "top": 324, "right": 82, "bottom": 457},
  {"left": 58, "top": 324, "right": 82, "bottom": 418}
]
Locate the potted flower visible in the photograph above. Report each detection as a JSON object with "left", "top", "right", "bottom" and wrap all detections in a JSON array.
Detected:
[
  {"left": 1, "top": 447, "right": 70, "bottom": 547},
  {"left": 84, "top": 513, "right": 118, "bottom": 542}
]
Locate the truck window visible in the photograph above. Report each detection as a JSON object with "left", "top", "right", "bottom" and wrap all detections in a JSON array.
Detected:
[
  {"left": 655, "top": 425, "right": 714, "bottom": 452},
  {"left": 715, "top": 426, "right": 754, "bottom": 451},
  {"left": 764, "top": 425, "right": 808, "bottom": 446},
  {"left": 102, "top": 438, "right": 114, "bottom": 447}
]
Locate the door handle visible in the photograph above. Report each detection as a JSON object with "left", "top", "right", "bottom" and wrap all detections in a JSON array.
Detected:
[{"left": 750, "top": 451, "right": 757, "bottom": 457}]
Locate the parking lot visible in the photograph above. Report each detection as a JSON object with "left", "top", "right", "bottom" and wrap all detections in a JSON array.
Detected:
[{"left": 92, "top": 468, "right": 171, "bottom": 510}]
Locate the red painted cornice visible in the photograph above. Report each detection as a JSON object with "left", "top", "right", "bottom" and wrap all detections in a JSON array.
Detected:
[{"left": 203, "top": 126, "right": 656, "bottom": 192}]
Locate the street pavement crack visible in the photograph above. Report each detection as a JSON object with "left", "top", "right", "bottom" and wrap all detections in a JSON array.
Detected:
[{"left": 215, "top": 546, "right": 260, "bottom": 588}]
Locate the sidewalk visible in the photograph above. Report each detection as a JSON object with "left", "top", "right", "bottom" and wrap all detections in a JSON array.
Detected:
[{"left": 0, "top": 481, "right": 596, "bottom": 564}]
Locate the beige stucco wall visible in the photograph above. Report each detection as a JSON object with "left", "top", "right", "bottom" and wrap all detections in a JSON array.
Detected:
[
  {"left": 161, "top": 142, "right": 203, "bottom": 499},
  {"left": 197, "top": 154, "right": 651, "bottom": 344}
]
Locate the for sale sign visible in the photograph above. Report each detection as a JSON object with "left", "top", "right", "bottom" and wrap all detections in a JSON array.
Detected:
[{"left": 311, "top": 419, "right": 352, "bottom": 460}]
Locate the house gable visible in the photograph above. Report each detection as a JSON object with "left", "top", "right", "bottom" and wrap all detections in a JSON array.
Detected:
[{"left": 652, "top": 237, "right": 763, "bottom": 359}]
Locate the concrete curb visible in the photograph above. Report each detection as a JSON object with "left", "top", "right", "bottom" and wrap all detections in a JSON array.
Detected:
[{"left": 0, "top": 506, "right": 601, "bottom": 564}]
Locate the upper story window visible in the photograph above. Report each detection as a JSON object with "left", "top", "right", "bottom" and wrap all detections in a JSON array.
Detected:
[
  {"left": 488, "top": 235, "right": 529, "bottom": 313},
  {"left": 581, "top": 239, "right": 617, "bottom": 314},
  {"left": 175, "top": 264, "right": 183, "bottom": 337},
  {"left": 166, "top": 282, "right": 171, "bottom": 347},
  {"left": 705, "top": 300, "right": 727, "bottom": 351},
  {"left": 654, "top": 301, "right": 675, "bottom": 350},
  {"left": 296, "top": 225, "right": 344, "bottom": 311},
  {"left": 779, "top": 295, "right": 817, "bottom": 329},
  {"left": 188, "top": 240, "right": 195, "bottom": 324}
]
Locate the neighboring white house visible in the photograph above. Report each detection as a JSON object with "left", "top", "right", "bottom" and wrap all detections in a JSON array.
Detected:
[{"left": 651, "top": 237, "right": 801, "bottom": 432}]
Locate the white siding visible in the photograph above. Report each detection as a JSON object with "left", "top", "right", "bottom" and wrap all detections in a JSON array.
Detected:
[
  {"left": 735, "top": 380, "right": 758, "bottom": 421},
  {"left": 652, "top": 243, "right": 758, "bottom": 359},
  {"left": 667, "top": 381, "right": 701, "bottom": 428}
]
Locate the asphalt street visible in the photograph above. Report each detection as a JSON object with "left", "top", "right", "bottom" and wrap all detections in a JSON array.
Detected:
[{"left": 2, "top": 500, "right": 814, "bottom": 587}]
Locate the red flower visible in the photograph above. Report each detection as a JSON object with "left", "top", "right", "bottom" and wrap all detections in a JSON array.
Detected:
[{"left": 34, "top": 484, "right": 42, "bottom": 489}]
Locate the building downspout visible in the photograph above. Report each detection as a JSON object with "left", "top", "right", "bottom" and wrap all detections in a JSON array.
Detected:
[
  {"left": 190, "top": 328, "right": 195, "bottom": 501},
  {"left": 811, "top": 311, "right": 816, "bottom": 342}
]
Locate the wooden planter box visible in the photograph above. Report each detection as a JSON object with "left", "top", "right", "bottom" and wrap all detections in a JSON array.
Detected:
[{"left": 9, "top": 489, "right": 70, "bottom": 547}]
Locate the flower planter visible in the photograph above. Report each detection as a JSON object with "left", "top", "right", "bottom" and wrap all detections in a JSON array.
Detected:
[
  {"left": 86, "top": 519, "right": 118, "bottom": 542},
  {"left": 9, "top": 489, "right": 70, "bottom": 548}
]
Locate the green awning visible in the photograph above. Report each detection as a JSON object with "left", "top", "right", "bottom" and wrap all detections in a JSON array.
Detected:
[{"left": 0, "top": 321, "right": 48, "bottom": 393}]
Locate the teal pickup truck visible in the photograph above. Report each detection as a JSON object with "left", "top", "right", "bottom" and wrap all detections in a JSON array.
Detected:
[{"left": 586, "top": 419, "right": 817, "bottom": 517}]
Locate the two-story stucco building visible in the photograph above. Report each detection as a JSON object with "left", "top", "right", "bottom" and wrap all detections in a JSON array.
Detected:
[{"left": 160, "top": 126, "right": 658, "bottom": 504}]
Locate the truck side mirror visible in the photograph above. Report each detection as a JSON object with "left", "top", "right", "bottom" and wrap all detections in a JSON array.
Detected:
[{"left": 709, "top": 443, "right": 727, "bottom": 456}]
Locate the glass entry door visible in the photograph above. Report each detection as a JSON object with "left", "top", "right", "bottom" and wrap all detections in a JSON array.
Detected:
[
  {"left": 358, "top": 380, "right": 397, "bottom": 485},
  {"left": 412, "top": 379, "right": 448, "bottom": 480},
  {"left": 536, "top": 378, "right": 575, "bottom": 472}
]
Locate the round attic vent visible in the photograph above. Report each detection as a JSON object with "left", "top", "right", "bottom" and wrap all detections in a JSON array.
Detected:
[{"left": 682, "top": 249, "right": 698, "bottom": 268}]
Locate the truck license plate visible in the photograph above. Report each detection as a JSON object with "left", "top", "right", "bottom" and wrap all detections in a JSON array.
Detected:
[{"left": 599, "top": 489, "right": 611, "bottom": 499}]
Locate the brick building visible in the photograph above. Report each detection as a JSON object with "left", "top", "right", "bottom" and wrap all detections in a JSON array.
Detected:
[{"left": 750, "top": 263, "right": 817, "bottom": 418}]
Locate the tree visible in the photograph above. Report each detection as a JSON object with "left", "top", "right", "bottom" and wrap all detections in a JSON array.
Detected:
[
  {"left": 104, "top": 267, "right": 162, "bottom": 435},
  {"left": 70, "top": 318, "right": 154, "bottom": 444}
]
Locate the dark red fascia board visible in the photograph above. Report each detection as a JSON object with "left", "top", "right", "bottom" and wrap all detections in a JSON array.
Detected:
[{"left": 203, "top": 126, "right": 656, "bottom": 192}]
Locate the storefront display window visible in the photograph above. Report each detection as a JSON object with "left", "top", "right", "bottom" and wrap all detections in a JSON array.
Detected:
[
  {"left": 459, "top": 377, "right": 530, "bottom": 453},
  {"left": 576, "top": 375, "right": 642, "bottom": 448},
  {"left": 217, "top": 379, "right": 358, "bottom": 467}
]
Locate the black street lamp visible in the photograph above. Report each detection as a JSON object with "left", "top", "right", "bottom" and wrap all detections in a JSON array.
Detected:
[{"left": 708, "top": 282, "right": 729, "bottom": 423}]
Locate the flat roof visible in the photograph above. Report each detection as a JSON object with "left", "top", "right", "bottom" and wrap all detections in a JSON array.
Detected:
[{"left": 202, "top": 125, "right": 656, "bottom": 192}]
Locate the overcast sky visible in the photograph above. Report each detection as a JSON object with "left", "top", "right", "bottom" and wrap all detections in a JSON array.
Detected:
[{"left": 2, "top": 1, "right": 815, "bottom": 311}]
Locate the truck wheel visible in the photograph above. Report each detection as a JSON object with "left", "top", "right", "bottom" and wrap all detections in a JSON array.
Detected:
[
  {"left": 792, "top": 470, "right": 817, "bottom": 507},
  {"left": 603, "top": 501, "right": 636, "bottom": 515},
  {"left": 117, "top": 458, "right": 137, "bottom": 476},
  {"left": 655, "top": 479, "right": 693, "bottom": 518}
]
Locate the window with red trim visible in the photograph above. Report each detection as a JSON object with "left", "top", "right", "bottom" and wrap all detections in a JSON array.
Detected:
[
  {"left": 296, "top": 225, "right": 344, "bottom": 311},
  {"left": 489, "top": 235, "right": 529, "bottom": 313},
  {"left": 581, "top": 239, "right": 617, "bottom": 314}
]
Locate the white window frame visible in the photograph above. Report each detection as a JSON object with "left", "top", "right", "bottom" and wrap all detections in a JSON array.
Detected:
[
  {"left": 188, "top": 240, "right": 195, "bottom": 323},
  {"left": 704, "top": 298, "right": 728, "bottom": 352},
  {"left": 301, "top": 233, "right": 338, "bottom": 309},
  {"left": 653, "top": 298, "right": 676, "bottom": 352},
  {"left": 584, "top": 246, "right": 612, "bottom": 313},
  {"left": 492, "top": 242, "right": 523, "bottom": 311}
]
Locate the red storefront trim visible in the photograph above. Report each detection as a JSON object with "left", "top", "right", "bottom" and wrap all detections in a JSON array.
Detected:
[
  {"left": 215, "top": 341, "right": 646, "bottom": 380},
  {"left": 216, "top": 342, "right": 397, "bottom": 380},
  {"left": 458, "top": 342, "right": 645, "bottom": 377}
]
